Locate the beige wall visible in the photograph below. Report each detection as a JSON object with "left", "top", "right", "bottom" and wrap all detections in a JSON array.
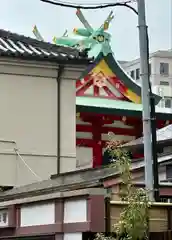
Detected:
[
  {"left": 0, "top": 58, "right": 86, "bottom": 186},
  {"left": 59, "top": 71, "right": 76, "bottom": 173}
]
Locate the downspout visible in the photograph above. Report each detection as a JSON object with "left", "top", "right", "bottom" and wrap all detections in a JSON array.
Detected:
[
  {"left": 105, "top": 187, "right": 111, "bottom": 236},
  {"left": 105, "top": 196, "right": 110, "bottom": 234},
  {"left": 56, "top": 65, "right": 64, "bottom": 175}
]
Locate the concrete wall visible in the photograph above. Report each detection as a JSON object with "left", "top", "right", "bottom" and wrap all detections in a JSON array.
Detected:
[{"left": 0, "top": 58, "right": 86, "bottom": 186}]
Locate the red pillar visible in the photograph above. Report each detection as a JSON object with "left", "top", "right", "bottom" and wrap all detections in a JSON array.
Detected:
[{"left": 92, "top": 121, "right": 102, "bottom": 168}]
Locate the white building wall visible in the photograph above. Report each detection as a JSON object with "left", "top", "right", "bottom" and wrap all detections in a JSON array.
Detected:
[{"left": 122, "top": 51, "right": 172, "bottom": 108}]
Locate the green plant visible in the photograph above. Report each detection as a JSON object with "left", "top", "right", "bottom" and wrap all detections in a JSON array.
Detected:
[{"left": 96, "top": 141, "right": 150, "bottom": 240}]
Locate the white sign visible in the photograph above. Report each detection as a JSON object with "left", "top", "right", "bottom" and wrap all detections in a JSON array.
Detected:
[{"left": 0, "top": 209, "right": 8, "bottom": 227}]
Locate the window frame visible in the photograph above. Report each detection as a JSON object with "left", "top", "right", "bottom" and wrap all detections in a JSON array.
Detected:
[
  {"left": 130, "top": 70, "right": 135, "bottom": 79},
  {"left": 160, "top": 81, "right": 169, "bottom": 86},
  {"left": 164, "top": 97, "right": 172, "bottom": 108},
  {"left": 160, "top": 62, "right": 169, "bottom": 76},
  {"left": 136, "top": 68, "right": 140, "bottom": 80}
]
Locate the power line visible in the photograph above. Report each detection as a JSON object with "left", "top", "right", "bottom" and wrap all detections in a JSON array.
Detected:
[
  {"left": 41, "top": 0, "right": 135, "bottom": 6},
  {"left": 40, "top": 0, "right": 138, "bottom": 14}
]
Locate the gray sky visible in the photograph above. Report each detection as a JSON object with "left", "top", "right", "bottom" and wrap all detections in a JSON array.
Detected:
[{"left": 1, "top": 0, "right": 171, "bottom": 60}]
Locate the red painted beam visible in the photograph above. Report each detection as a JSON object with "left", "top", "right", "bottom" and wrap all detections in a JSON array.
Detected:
[
  {"left": 92, "top": 121, "right": 102, "bottom": 168},
  {"left": 80, "top": 116, "right": 115, "bottom": 125},
  {"left": 76, "top": 74, "right": 92, "bottom": 88},
  {"left": 93, "top": 85, "right": 100, "bottom": 97},
  {"left": 76, "top": 138, "right": 107, "bottom": 148},
  {"left": 76, "top": 79, "right": 93, "bottom": 96},
  {"left": 102, "top": 86, "right": 119, "bottom": 99},
  {"left": 79, "top": 112, "right": 141, "bottom": 124},
  {"left": 76, "top": 79, "right": 83, "bottom": 88},
  {"left": 107, "top": 76, "right": 128, "bottom": 95},
  {"left": 76, "top": 124, "right": 136, "bottom": 136}
]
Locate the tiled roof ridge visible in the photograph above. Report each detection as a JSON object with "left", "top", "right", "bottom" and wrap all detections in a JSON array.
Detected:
[
  {"left": 0, "top": 151, "right": 172, "bottom": 202},
  {"left": 0, "top": 28, "right": 92, "bottom": 63},
  {"left": 0, "top": 28, "right": 85, "bottom": 57}
]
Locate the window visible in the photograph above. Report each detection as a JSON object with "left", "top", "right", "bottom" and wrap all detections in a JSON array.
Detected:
[
  {"left": 136, "top": 68, "right": 140, "bottom": 80},
  {"left": 160, "top": 62, "right": 169, "bottom": 75},
  {"left": 165, "top": 98, "right": 172, "bottom": 108},
  {"left": 160, "top": 198, "right": 172, "bottom": 203},
  {"left": 130, "top": 70, "right": 135, "bottom": 79},
  {"left": 160, "top": 81, "right": 169, "bottom": 86},
  {"left": 166, "top": 165, "right": 172, "bottom": 179},
  {"left": 0, "top": 210, "right": 8, "bottom": 227}
]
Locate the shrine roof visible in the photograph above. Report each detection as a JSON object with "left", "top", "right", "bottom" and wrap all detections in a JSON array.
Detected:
[
  {"left": 76, "top": 96, "right": 172, "bottom": 120},
  {"left": 123, "top": 124, "right": 172, "bottom": 148},
  {"left": 0, "top": 29, "right": 91, "bottom": 64}
]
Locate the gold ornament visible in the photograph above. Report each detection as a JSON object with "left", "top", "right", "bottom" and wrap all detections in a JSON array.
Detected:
[
  {"left": 165, "top": 120, "right": 170, "bottom": 125},
  {"left": 122, "top": 116, "right": 126, "bottom": 122},
  {"left": 76, "top": 112, "right": 80, "bottom": 120}
]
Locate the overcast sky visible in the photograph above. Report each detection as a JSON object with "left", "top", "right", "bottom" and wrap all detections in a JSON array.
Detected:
[{"left": 1, "top": 0, "right": 171, "bottom": 60}]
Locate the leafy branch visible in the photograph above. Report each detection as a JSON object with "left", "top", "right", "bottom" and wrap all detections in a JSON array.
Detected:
[{"left": 96, "top": 140, "right": 150, "bottom": 240}]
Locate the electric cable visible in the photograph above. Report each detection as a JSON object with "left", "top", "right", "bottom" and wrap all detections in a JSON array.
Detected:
[
  {"left": 40, "top": 0, "right": 138, "bottom": 14},
  {"left": 41, "top": 0, "right": 135, "bottom": 6},
  {"left": 14, "top": 148, "right": 42, "bottom": 181}
]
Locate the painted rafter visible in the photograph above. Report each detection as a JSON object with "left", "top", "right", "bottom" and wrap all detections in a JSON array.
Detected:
[
  {"left": 77, "top": 112, "right": 141, "bottom": 127},
  {"left": 76, "top": 70, "right": 127, "bottom": 100},
  {"left": 76, "top": 74, "right": 92, "bottom": 88},
  {"left": 77, "top": 112, "right": 172, "bottom": 129},
  {"left": 76, "top": 124, "right": 136, "bottom": 136},
  {"left": 77, "top": 138, "right": 106, "bottom": 148},
  {"left": 93, "top": 85, "right": 99, "bottom": 97},
  {"left": 76, "top": 79, "right": 93, "bottom": 96}
]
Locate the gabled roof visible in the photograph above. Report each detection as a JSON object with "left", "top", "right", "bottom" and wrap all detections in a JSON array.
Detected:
[
  {"left": 77, "top": 53, "right": 161, "bottom": 104},
  {"left": 0, "top": 29, "right": 91, "bottom": 64},
  {"left": 76, "top": 96, "right": 172, "bottom": 120},
  {"left": 40, "top": 9, "right": 161, "bottom": 105}
]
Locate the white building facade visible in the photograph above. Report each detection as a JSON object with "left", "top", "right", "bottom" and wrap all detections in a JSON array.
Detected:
[{"left": 122, "top": 50, "right": 172, "bottom": 108}]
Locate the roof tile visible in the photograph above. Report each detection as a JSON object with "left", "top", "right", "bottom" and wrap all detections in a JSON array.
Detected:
[{"left": 0, "top": 29, "right": 91, "bottom": 64}]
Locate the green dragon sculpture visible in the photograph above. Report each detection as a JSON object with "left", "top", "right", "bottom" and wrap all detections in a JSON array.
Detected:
[{"left": 32, "top": 9, "right": 114, "bottom": 58}]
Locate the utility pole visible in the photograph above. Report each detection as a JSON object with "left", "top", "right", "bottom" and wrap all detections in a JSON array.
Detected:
[
  {"left": 171, "top": 0, "right": 172, "bottom": 49},
  {"left": 137, "top": 0, "right": 154, "bottom": 201}
]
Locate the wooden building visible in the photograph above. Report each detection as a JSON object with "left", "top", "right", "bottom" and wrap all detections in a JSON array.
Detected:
[
  {"left": 49, "top": 9, "right": 172, "bottom": 169},
  {"left": 1, "top": 163, "right": 172, "bottom": 240}
]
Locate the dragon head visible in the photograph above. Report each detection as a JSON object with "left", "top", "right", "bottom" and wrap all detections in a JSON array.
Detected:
[{"left": 32, "top": 9, "right": 114, "bottom": 56}]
